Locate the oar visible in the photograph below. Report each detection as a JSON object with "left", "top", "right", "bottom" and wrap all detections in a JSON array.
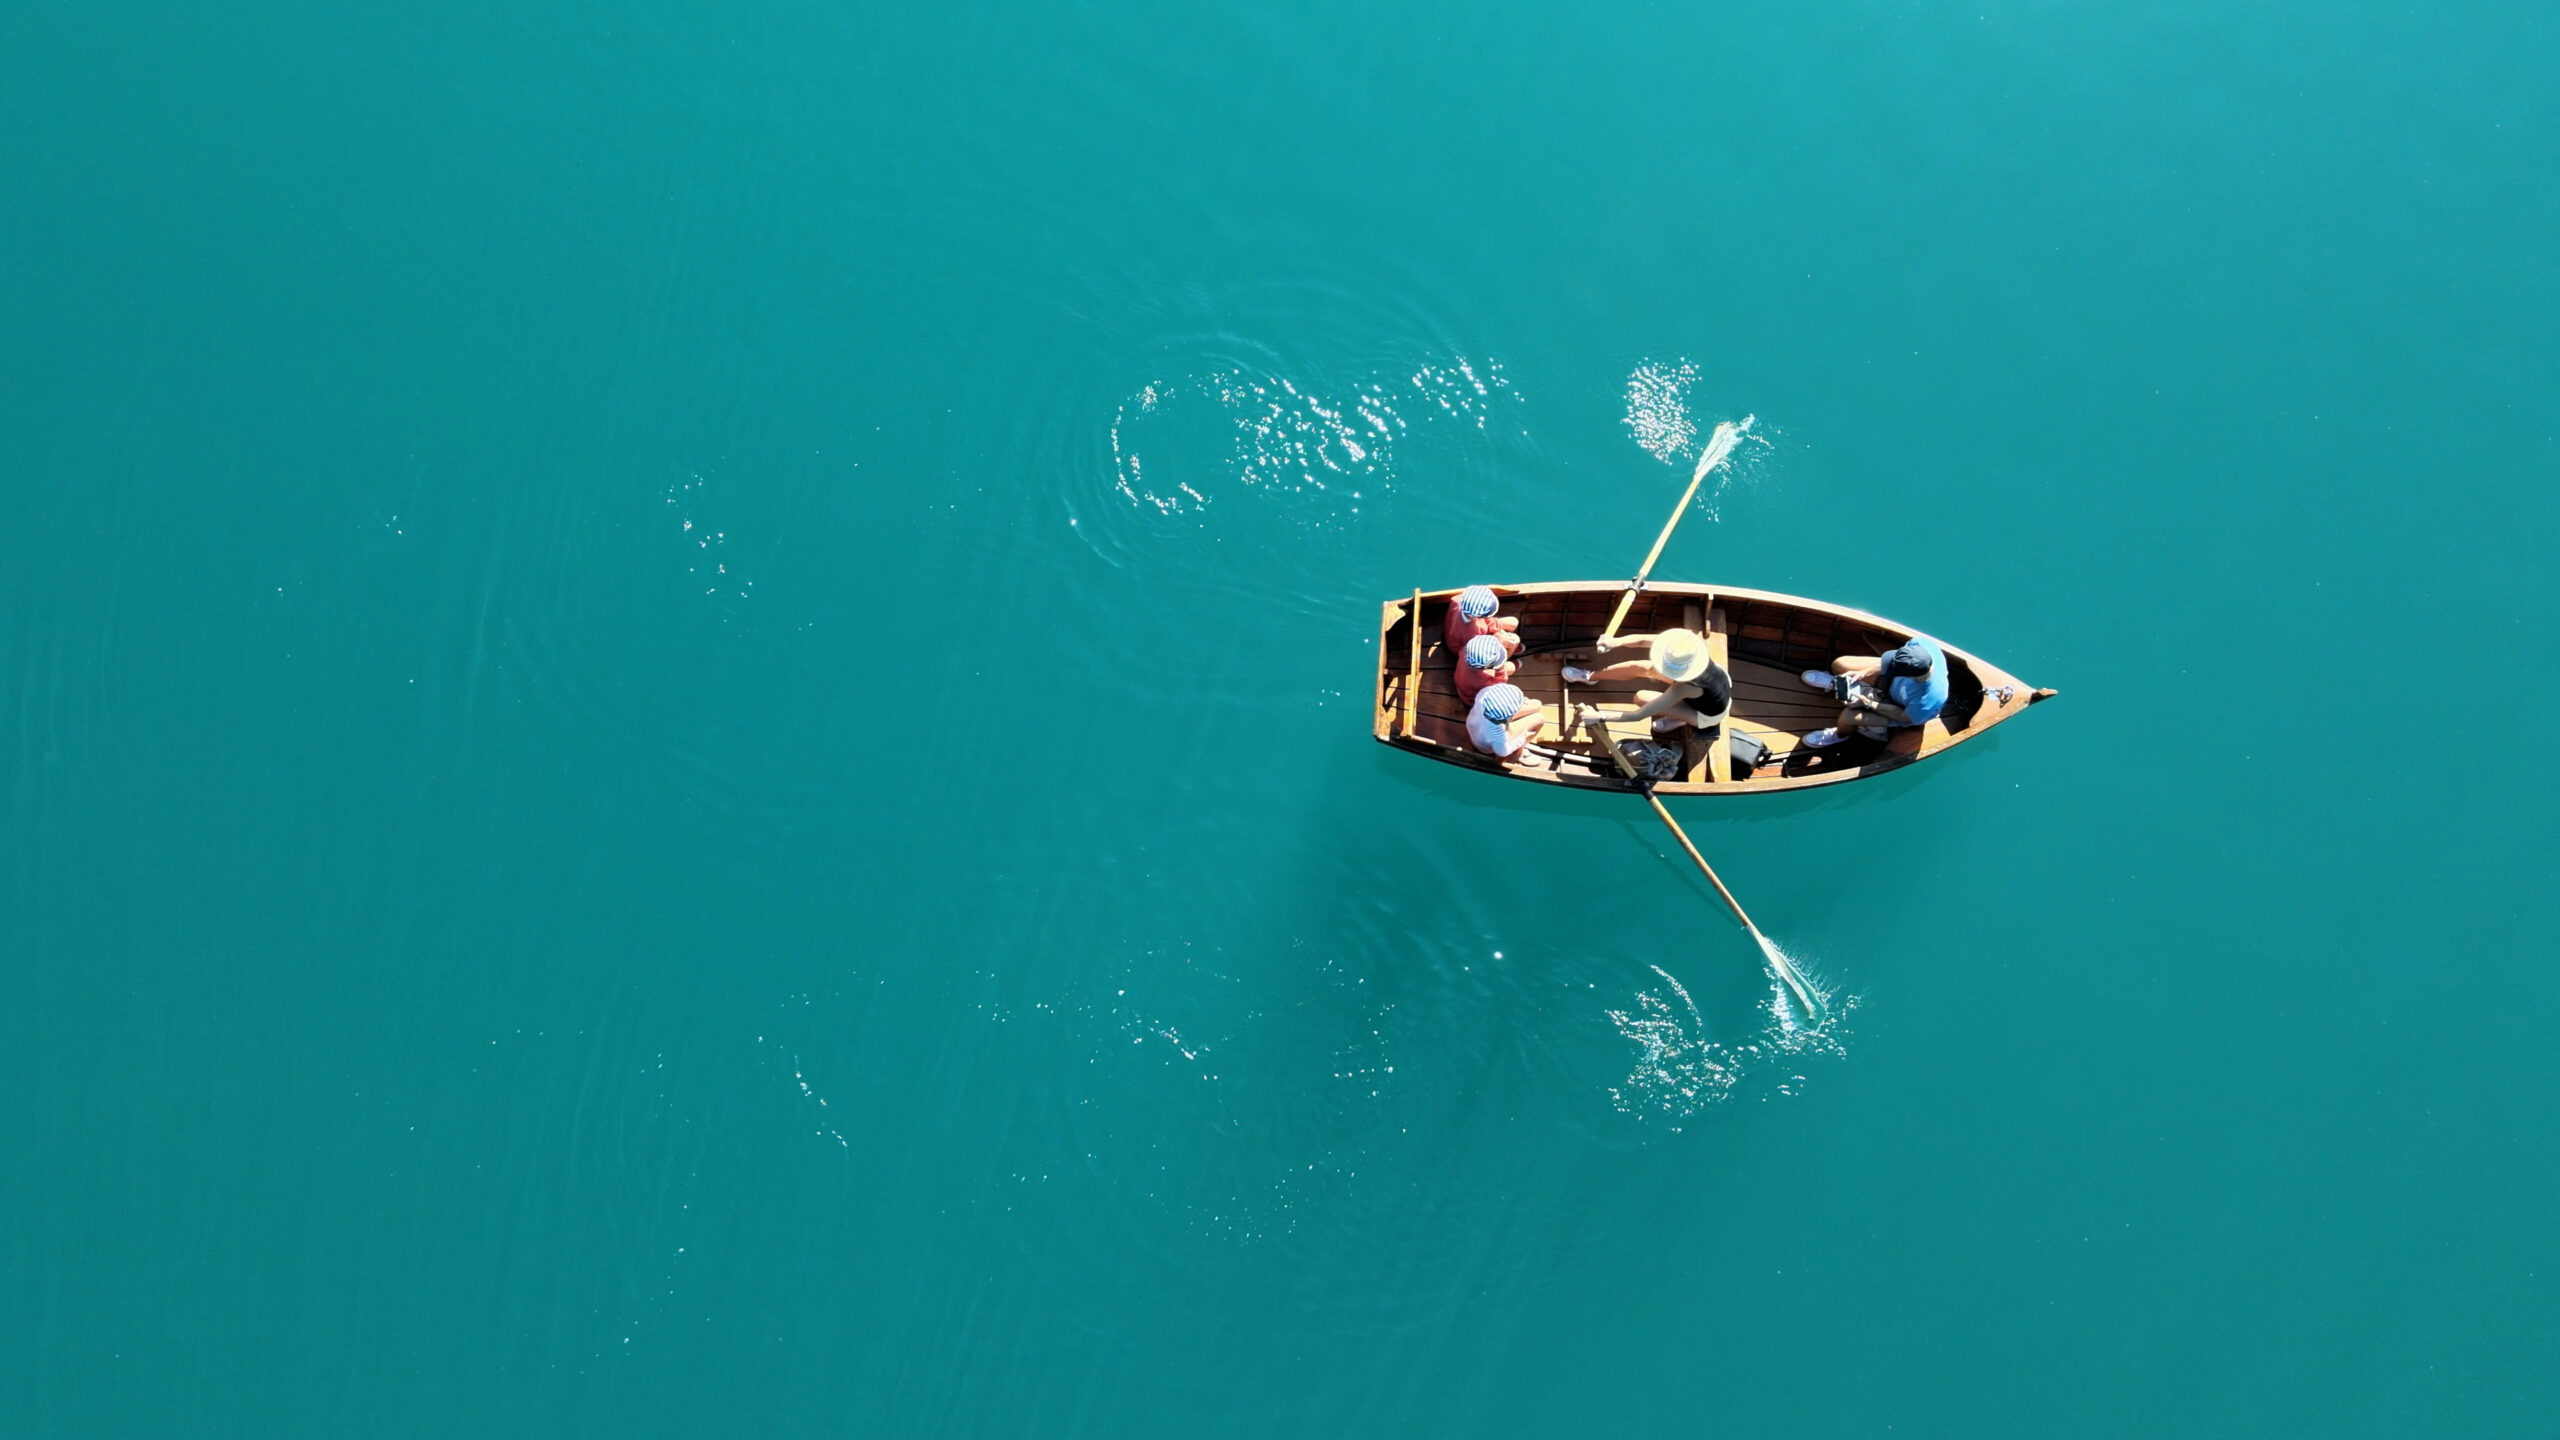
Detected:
[
  {"left": 1597, "top": 417, "right": 1752, "bottom": 649},
  {"left": 1588, "top": 716, "right": 1821, "bottom": 1023}
]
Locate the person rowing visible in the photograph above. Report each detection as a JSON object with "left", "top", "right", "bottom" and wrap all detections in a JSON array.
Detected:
[
  {"left": 1797, "top": 635, "right": 1948, "bottom": 747},
  {"left": 1563, "top": 627, "right": 1732, "bottom": 736},
  {"left": 1443, "top": 585, "right": 1522, "bottom": 660},
  {"left": 1465, "top": 681, "right": 1547, "bottom": 759}
]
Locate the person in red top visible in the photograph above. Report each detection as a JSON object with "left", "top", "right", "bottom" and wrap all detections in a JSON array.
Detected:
[
  {"left": 1444, "top": 585, "right": 1522, "bottom": 659},
  {"left": 1454, "top": 633, "right": 1515, "bottom": 705}
]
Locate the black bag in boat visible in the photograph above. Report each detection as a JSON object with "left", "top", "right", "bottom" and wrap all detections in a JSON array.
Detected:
[{"left": 1726, "top": 728, "right": 1773, "bottom": 773}]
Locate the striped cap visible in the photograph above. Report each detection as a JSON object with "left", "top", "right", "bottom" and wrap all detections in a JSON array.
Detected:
[
  {"left": 1462, "top": 635, "right": 1508, "bottom": 670},
  {"left": 1477, "top": 682, "right": 1527, "bottom": 722},
  {"left": 1456, "top": 585, "right": 1499, "bottom": 619}
]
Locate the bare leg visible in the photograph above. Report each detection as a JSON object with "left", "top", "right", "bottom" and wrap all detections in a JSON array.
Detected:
[
  {"left": 1832, "top": 655, "right": 1880, "bottom": 677},
  {"left": 1621, "top": 690, "right": 1708, "bottom": 728},
  {"left": 1588, "top": 661, "right": 1659, "bottom": 684}
]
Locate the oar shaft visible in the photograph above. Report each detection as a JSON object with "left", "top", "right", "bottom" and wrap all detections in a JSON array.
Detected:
[
  {"left": 1644, "top": 793, "right": 1817, "bottom": 1017},
  {"left": 1630, "top": 470, "right": 1710, "bottom": 586},
  {"left": 1587, "top": 717, "right": 1755, "bottom": 934},
  {"left": 1596, "top": 473, "right": 1706, "bottom": 648},
  {"left": 1589, "top": 717, "right": 1813, "bottom": 1016},
  {"left": 1642, "top": 792, "right": 1757, "bottom": 935},
  {"left": 1598, "top": 421, "right": 1739, "bottom": 648},
  {"left": 1598, "top": 588, "right": 1642, "bottom": 647}
]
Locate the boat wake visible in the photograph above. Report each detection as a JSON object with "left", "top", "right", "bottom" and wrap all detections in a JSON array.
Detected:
[{"left": 1605, "top": 953, "right": 1853, "bottom": 1127}]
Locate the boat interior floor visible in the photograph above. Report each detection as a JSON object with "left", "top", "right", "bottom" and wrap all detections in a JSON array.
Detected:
[{"left": 1508, "top": 648, "right": 1852, "bottom": 780}]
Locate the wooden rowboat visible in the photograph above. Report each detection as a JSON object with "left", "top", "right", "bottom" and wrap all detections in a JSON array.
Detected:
[{"left": 1373, "top": 581, "right": 2055, "bottom": 795}]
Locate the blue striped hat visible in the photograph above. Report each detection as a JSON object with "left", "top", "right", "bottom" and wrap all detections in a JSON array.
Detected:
[
  {"left": 1462, "top": 634, "right": 1508, "bottom": 670},
  {"left": 1477, "top": 682, "right": 1527, "bottom": 722},
  {"left": 1456, "top": 585, "right": 1499, "bottom": 619}
]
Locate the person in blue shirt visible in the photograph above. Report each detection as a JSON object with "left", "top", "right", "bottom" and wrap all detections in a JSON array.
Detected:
[{"left": 1797, "top": 635, "right": 1949, "bottom": 748}]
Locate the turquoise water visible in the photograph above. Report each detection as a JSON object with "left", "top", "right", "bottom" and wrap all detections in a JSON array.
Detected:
[{"left": 6, "top": 2, "right": 2556, "bottom": 1434}]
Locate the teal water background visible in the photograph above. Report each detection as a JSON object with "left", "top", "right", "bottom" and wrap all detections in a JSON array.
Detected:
[{"left": 6, "top": 2, "right": 2557, "bottom": 1435}]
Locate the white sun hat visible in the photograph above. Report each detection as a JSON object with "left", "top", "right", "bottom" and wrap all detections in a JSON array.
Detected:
[{"left": 1648, "top": 627, "right": 1712, "bottom": 684}]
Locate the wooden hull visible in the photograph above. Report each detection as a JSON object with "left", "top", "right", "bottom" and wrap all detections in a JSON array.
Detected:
[{"left": 1374, "top": 581, "right": 2053, "bottom": 795}]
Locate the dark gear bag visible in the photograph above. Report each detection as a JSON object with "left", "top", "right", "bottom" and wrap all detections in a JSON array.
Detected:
[{"left": 1725, "top": 728, "right": 1774, "bottom": 773}]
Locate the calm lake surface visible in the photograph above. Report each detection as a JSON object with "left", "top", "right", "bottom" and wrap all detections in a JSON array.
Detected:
[{"left": 6, "top": 2, "right": 2555, "bottom": 1435}]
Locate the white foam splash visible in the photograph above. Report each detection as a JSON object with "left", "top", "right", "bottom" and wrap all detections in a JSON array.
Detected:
[
  {"left": 1755, "top": 928, "right": 1819, "bottom": 1031},
  {"left": 1624, "top": 359, "right": 1700, "bottom": 463},
  {"left": 768, "top": 1043, "right": 849, "bottom": 1150},
  {"left": 1605, "top": 964, "right": 1740, "bottom": 1119},
  {"left": 1408, "top": 356, "right": 1511, "bottom": 429},
  {"left": 1106, "top": 355, "right": 1516, "bottom": 518},
  {"left": 1606, "top": 951, "right": 1853, "bottom": 1125},
  {"left": 664, "top": 474, "right": 755, "bottom": 604}
]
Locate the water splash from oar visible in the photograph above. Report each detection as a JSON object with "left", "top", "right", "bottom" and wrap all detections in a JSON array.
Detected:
[
  {"left": 1754, "top": 930, "right": 1823, "bottom": 1031},
  {"left": 1692, "top": 414, "right": 1753, "bottom": 480}
]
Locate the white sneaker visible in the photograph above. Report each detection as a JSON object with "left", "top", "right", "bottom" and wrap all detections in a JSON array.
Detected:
[
  {"left": 1801, "top": 727, "right": 1843, "bottom": 747},
  {"left": 1800, "top": 669, "right": 1836, "bottom": 691},
  {"left": 1562, "top": 665, "right": 1595, "bottom": 684}
]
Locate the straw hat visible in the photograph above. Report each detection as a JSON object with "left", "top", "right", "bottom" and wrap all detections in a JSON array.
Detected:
[{"left": 1648, "top": 628, "right": 1712, "bottom": 684}]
